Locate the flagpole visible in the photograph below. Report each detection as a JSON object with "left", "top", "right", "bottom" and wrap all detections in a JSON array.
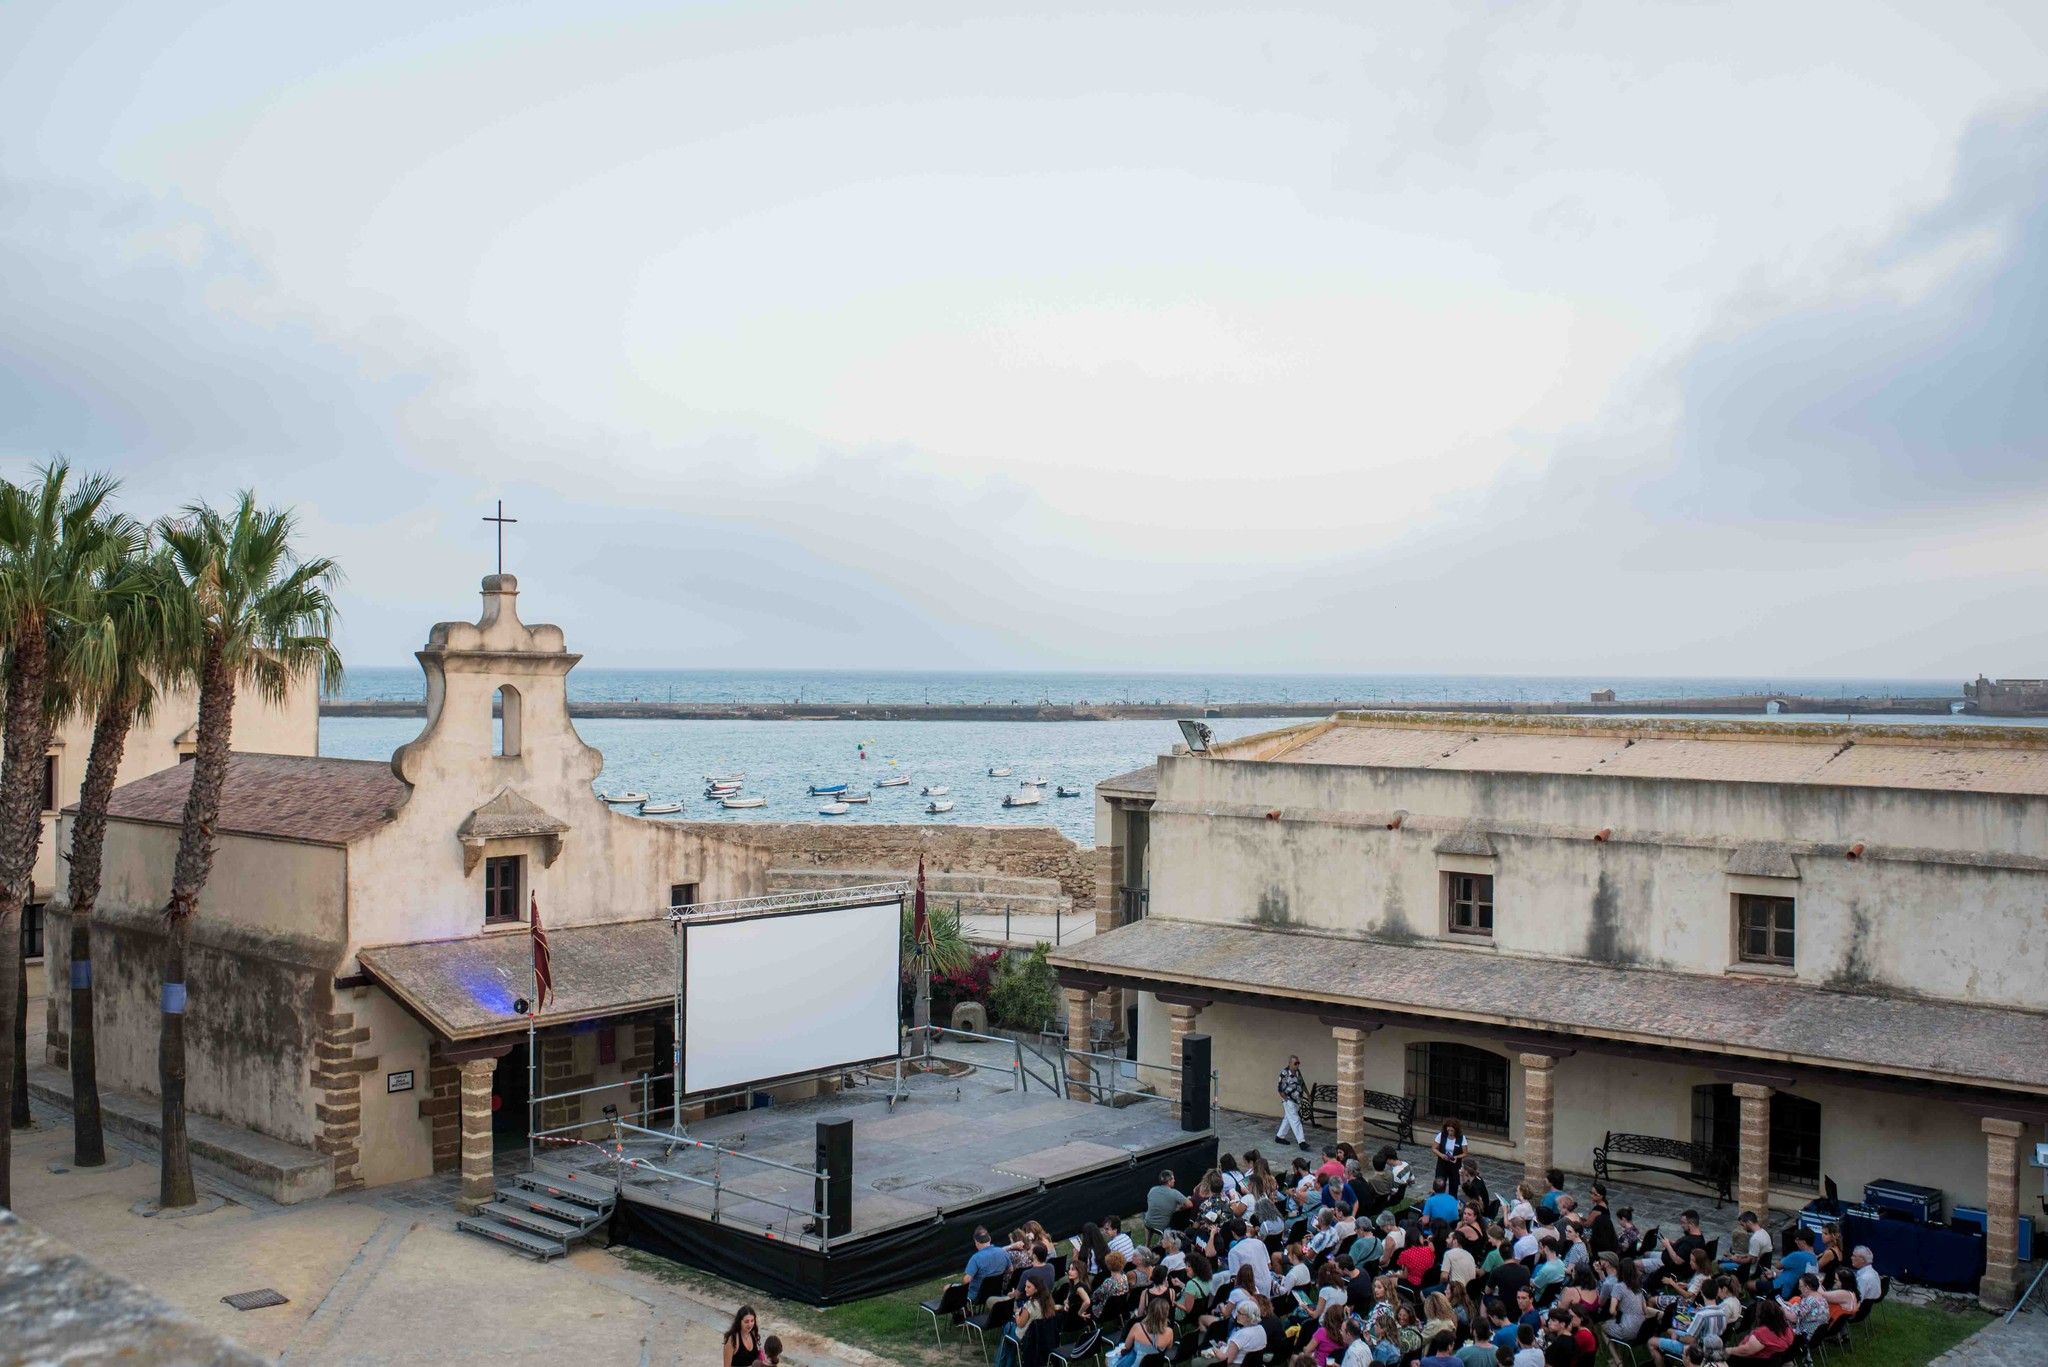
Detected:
[{"left": 913, "top": 857, "right": 932, "bottom": 1061}]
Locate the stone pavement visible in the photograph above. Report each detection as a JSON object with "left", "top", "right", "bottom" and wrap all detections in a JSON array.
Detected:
[{"left": 1930, "top": 1306, "right": 2048, "bottom": 1367}]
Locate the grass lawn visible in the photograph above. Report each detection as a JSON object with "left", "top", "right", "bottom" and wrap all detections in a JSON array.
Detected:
[{"left": 1846, "top": 1297, "right": 1989, "bottom": 1367}]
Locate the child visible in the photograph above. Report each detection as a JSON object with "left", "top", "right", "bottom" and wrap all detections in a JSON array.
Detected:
[{"left": 760, "top": 1335, "right": 783, "bottom": 1365}]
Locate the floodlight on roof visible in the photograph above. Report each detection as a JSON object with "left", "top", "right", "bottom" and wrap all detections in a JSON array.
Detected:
[{"left": 1176, "top": 719, "right": 1213, "bottom": 754}]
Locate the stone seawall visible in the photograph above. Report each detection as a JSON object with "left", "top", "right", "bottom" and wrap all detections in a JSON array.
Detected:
[{"left": 724, "top": 821, "right": 1097, "bottom": 907}]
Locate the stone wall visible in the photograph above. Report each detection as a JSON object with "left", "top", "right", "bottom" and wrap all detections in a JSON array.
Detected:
[{"left": 726, "top": 821, "right": 1095, "bottom": 906}]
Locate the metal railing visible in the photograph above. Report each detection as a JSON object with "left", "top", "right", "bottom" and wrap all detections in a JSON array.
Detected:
[
  {"left": 527, "top": 1071, "right": 672, "bottom": 1160},
  {"left": 611, "top": 1120, "right": 833, "bottom": 1247},
  {"left": 1057, "top": 1046, "right": 1212, "bottom": 1107},
  {"left": 906, "top": 1023, "right": 1036, "bottom": 1093}
]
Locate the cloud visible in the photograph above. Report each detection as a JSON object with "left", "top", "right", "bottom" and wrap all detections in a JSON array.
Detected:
[{"left": 1650, "top": 101, "right": 2048, "bottom": 519}]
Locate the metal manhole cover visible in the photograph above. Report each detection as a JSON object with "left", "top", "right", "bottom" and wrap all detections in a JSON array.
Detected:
[
  {"left": 928, "top": 1180, "right": 982, "bottom": 1198},
  {"left": 222, "top": 1289, "right": 290, "bottom": 1312}
]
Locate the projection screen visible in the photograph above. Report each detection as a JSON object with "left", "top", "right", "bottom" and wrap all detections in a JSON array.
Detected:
[{"left": 681, "top": 898, "right": 902, "bottom": 1095}]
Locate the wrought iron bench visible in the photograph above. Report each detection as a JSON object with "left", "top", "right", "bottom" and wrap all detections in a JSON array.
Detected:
[
  {"left": 1303, "top": 1084, "right": 1417, "bottom": 1146},
  {"left": 1593, "top": 1131, "right": 1732, "bottom": 1206}
]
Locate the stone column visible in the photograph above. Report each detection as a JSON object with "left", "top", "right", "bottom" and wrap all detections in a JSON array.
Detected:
[
  {"left": 1332, "top": 1026, "right": 1372, "bottom": 1151},
  {"left": 1166, "top": 1002, "right": 1202, "bottom": 1104},
  {"left": 1519, "top": 1053, "right": 1557, "bottom": 1190},
  {"left": 1064, "top": 987, "right": 1097, "bottom": 1098},
  {"left": 1980, "top": 1117, "right": 2027, "bottom": 1311},
  {"left": 1732, "top": 1083, "right": 1774, "bottom": 1214},
  {"left": 456, "top": 1056, "right": 499, "bottom": 1214}
]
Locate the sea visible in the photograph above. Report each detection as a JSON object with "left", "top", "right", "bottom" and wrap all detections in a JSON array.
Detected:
[{"left": 317, "top": 667, "right": 1998, "bottom": 847}]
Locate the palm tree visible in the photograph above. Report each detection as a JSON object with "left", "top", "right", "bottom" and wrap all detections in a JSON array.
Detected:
[
  {"left": 63, "top": 542, "right": 177, "bottom": 1167},
  {"left": 899, "top": 900, "right": 972, "bottom": 977},
  {"left": 153, "top": 494, "right": 341, "bottom": 1208},
  {"left": 0, "top": 462, "right": 126, "bottom": 1208}
]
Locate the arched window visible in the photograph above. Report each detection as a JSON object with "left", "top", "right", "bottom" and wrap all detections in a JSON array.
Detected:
[
  {"left": 493, "top": 685, "right": 522, "bottom": 757},
  {"left": 1405, "top": 1041, "right": 1510, "bottom": 1135},
  {"left": 1693, "top": 1084, "right": 1822, "bottom": 1188}
]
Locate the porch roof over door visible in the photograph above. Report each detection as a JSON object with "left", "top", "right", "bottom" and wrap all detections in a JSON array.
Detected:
[{"left": 357, "top": 917, "right": 674, "bottom": 1042}]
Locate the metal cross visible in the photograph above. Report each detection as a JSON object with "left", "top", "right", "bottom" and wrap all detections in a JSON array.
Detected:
[{"left": 482, "top": 499, "right": 517, "bottom": 575}]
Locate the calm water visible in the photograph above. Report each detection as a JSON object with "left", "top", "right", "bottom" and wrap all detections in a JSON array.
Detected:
[
  {"left": 318, "top": 670, "right": 2013, "bottom": 847},
  {"left": 318, "top": 714, "right": 1294, "bottom": 845},
  {"left": 329, "top": 666, "right": 1962, "bottom": 706}
]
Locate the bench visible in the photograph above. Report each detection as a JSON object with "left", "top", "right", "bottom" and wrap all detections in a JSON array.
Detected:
[
  {"left": 1593, "top": 1131, "right": 1732, "bottom": 1206},
  {"left": 1302, "top": 1084, "right": 1417, "bottom": 1147}
]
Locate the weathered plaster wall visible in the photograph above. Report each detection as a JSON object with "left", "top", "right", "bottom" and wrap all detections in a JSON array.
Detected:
[
  {"left": 350, "top": 989, "right": 436, "bottom": 1187},
  {"left": 1146, "top": 754, "right": 2048, "bottom": 1008}
]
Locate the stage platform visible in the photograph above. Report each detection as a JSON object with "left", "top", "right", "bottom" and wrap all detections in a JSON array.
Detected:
[{"left": 579, "top": 1061, "right": 1216, "bottom": 1303}]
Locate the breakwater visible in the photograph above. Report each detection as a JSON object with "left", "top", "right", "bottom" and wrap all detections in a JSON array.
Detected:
[{"left": 319, "top": 692, "right": 2001, "bottom": 721}]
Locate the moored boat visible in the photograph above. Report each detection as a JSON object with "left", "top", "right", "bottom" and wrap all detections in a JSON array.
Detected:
[
  {"left": 704, "top": 773, "right": 744, "bottom": 784},
  {"left": 720, "top": 795, "right": 766, "bottom": 809},
  {"left": 987, "top": 766, "right": 1013, "bottom": 777},
  {"left": 808, "top": 782, "right": 850, "bottom": 796},
  {"left": 1002, "top": 789, "right": 1042, "bottom": 808},
  {"left": 1055, "top": 785, "right": 1082, "bottom": 797},
  {"left": 838, "top": 791, "right": 871, "bottom": 804},
  {"left": 875, "top": 776, "right": 910, "bottom": 787},
  {"left": 603, "top": 791, "right": 649, "bottom": 805},
  {"left": 640, "top": 801, "right": 682, "bottom": 815},
  {"left": 925, "top": 799, "right": 955, "bottom": 814},
  {"left": 921, "top": 784, "right": 950, "bottom": 796},
  {"left": 1020, "top": 777, "right": 1047, "bottom": 787},
  {"left": 818, "top": 802, "right": 852, "bottom": 816}
]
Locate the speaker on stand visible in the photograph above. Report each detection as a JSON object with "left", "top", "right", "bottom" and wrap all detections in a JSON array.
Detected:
[
  {"left": 815, "top": 1118, "right": 853, "bottom": 1239},
  {"left": 1180, "top": 1033, "right": 1212, "bottom": 1133}
]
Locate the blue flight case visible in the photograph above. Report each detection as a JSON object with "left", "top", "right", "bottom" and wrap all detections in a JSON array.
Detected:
[{"left": 1863, "top": 1179, "right": 1944, "bottom": 1225}]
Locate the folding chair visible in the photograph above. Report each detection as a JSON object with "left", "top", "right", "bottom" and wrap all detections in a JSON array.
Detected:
[{"left": 918, "top": 1280, "right": 970, "bottom": 1346}]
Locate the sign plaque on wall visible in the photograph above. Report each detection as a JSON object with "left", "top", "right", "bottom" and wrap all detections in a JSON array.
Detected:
[{"left": 387, "top": 1070, "right": 416, "bottom": 1094}]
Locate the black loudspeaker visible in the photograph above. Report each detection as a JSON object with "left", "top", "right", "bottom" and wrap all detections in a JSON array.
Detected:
[
  {"left": 1180, "top": 1033, "right": 1212, "bottom": 1133},
  {"left": 816, "top": 1119, "right": 853, "bottom": 1239}
]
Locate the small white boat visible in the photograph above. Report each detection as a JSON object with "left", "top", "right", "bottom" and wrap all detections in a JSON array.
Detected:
[
  {"left": 720, "top": 795, "right": 766, "bottom": 809},
  {"left": 1002, "top": 790, "right": 1043, "bottom": 808},
  {"left": 704, "top": 773, "right": 744, "bottom": 784},
  {"left": 818, "top": 802, "right": 851, "bottom": 816},
  {"left": 640, "top": 801, "right": 682, "bottom": 815},
  {"left": 921, "top": 784, "right": 950, "bottom": 797},
  {"left": 988, "top": 766, "right": 1013, "bottom": 777},
  {"left": 838, "top": 791, "right": 871, "bottom": 804},
  {"left": 603, "top": 791, "right": 649, "bottom": 805},
  {"left": 704, "top": 787, "right": 741, "bottom": 800},
  {"left": 926, "top": 799, "right": 955, "bottom": 814},
  {"left": 1056, "top": 785, "right": 1083, "bottom": 798},
  {"left": 1020, "top": 777, "right": 1047, "bottom": 788},
  {"left": 875, "top": 776, "right": 910, "bottom": 788}
]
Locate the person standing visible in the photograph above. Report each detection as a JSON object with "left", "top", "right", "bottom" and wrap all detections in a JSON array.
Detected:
[
  {"left": 1431, "top": 1119, "right": 1467, "bottom": 1189},
  {"left": 1276, "top": 1055, "right": 1308, "bottom": 1151}
]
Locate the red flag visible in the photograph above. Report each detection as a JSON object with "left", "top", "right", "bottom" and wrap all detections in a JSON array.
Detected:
[
  {"left": 913, "top": 854, "right": 930, "bottom": 956},
  {"left": 529, "top": 891, "right": 553, "bottom": 1013}
]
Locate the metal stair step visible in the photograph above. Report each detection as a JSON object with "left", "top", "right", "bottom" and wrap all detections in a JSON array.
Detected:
[
  {"left": 456, "top": 1215, "right": 567, "bottom": 1261},
  {"left": 510, "top": 1171, "right": 613, "bottom": 1212},
  {"left": 497, "top": 1187, "right": 607, "bottom": 1228},
  {"left": 480, "top": 1200, "right": 585, "bottom": 1242}
]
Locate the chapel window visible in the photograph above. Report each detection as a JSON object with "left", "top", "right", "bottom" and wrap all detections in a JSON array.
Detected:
[
  {"left": 484, "top": 855, "right": 524, "bottom": 925},
  {"left": 493, "top": 685, "right": 522, "bottom": 757}
]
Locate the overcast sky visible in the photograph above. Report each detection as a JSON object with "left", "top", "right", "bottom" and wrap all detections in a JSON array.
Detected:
[{"left": 3, "top": 2, "right": 2045, "bottom": 676}]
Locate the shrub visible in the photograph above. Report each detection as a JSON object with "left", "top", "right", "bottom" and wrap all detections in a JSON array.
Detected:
[{"left": 987, "top": 943, "right": 1059, "bottom": 1031}]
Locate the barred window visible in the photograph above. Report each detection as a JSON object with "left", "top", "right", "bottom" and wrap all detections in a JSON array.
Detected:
[
  {"left": 1737, "top": 894, "right": 1796, "bottom": 966},
  {"left": 1446, "top": 873, "right": 1494, "bottom": 937},
  {"left": 1405, "top": 1041, "right": 1509, "bottom": 1135}
]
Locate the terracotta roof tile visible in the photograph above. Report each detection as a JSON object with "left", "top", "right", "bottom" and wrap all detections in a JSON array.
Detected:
[{"left": 94, "top": 753, "right": 408, "bottom": 846}]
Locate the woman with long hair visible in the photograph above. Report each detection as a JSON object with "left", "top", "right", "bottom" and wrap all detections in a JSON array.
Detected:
[
  {"left": 1106, "top": 1295, "right": 1176, "bottom": 1367},
  {"left": 1431, "top": 1118, "right": 1467, "bottom": 1189},
  {"left": 721, "top": 1305, "right": 761, "bottom": 1367}
]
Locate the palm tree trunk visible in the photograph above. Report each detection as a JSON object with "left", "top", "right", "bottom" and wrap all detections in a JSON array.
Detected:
[
  {"left": 159, "top": 639, "right": 233, "bottom": 1209},
  {"left": 65, "top": 693, "right": 133, "bottom": 1167},
  {"left": 0, "top": 626, "right": 53, "bottom": 1209},
  {"left": 10, "top": 942, "right": 27, "bottom": 1129}
]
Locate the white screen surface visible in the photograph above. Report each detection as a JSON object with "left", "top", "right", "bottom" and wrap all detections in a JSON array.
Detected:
[{"left": 682, "top": 899, "right": 901, "bottom": 1094}]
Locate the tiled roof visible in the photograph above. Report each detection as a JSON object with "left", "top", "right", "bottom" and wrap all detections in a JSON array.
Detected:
[
  {"left": 456, "top": 788, "right": 568, "bottom": 841},
  {"left": 1097, "top": 764, "right": 1158, "bottom": 797},
  {"left": 95, "top": 753, "right": 408, "bottom": 846},
  {"left": 358, "top": 918, "right": 673, "bottom": 1040},
  {"left": 1050, "top": 917, "right": 2048, "bottom": 1095},
  {"left": 1244, "top": 713, "right": 2048, "bottom": 796}
]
